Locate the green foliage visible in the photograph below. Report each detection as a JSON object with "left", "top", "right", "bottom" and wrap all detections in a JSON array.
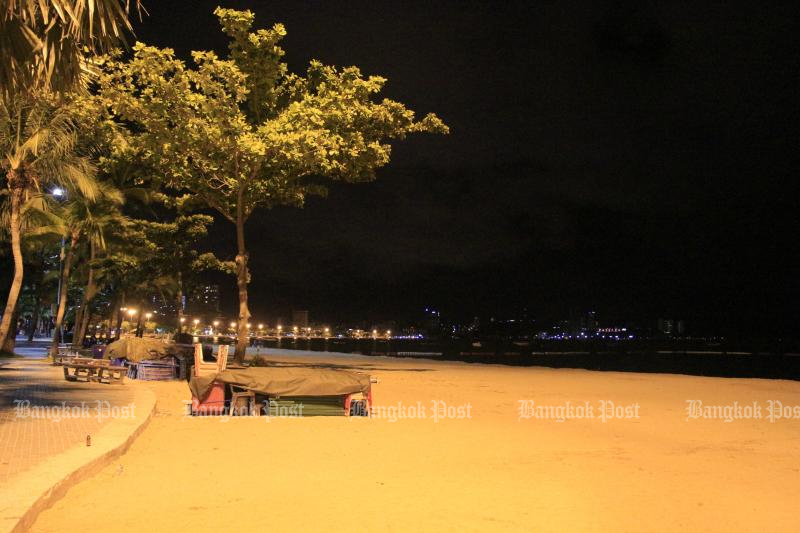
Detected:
[
  {"left": 97, "top": 7, "right": 448, "bottom": 225},
  {"left": 0, "top": 0, "right": 142, "bottom": 101},
  {"left": 0, "top": 93, "right": 99, "bottom": 201}
]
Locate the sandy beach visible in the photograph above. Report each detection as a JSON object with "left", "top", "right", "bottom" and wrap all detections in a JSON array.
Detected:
[{"left": 29, "top": 353, "right": 800, "bottom": 532}]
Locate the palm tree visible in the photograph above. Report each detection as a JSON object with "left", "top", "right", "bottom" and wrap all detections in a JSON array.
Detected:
[
  {"left": 48, "top": 180, "right": 121, "bottom": 355},
  {"left": 0, "top": 201, "right": 61, "bottom": 351},
  {"left": 70, "top": 191, "right": 127, "bottom": 347},
  {"left": 0, "top": 0, "right": 143, "bottom": 101},
  {"left": 0, "top": 94, "right": 98, "bottom": 351}
]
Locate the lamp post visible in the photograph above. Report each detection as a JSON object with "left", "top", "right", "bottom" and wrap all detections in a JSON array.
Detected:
[
  {"left": 179, "top": 316, "right": 186, "bottom": 334},
  {"left": 193, "top": 318, "right": 200, "bottom": 335},
  {"left": 145, "top": 312, "right": 153, "bottom": 335},
  {"left": 51, "top": 188, "right": 66, "bottom": 342},
  {"left": 126, "top": 308, "right": 137, "bottom": 335},
  {"left": 213, "top": 320, "right": 219, "bottom": 335}
]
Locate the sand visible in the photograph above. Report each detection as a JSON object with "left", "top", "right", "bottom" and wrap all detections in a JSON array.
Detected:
[{"left": 29, "top": 353, "right": 800, "bottom": 532}]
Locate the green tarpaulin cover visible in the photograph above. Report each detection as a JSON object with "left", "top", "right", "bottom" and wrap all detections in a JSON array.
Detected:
[{"left": 189, "top": 366, "right": 371, "bottom": 402}]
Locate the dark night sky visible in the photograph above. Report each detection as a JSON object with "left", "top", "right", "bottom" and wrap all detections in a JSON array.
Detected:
[{"left": 131, "top": 1, "right": 799, "bottom": 335}]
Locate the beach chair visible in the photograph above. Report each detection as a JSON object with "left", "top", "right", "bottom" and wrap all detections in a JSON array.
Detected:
[
  {"left": 193, "top": 343, "right": 229, "bottom": 376},
  {"left": 190, "top": 344, "right": 230, "bottom": 415},
  {"left": 230, "top": 384, "right": 259, "bottom": 416}
]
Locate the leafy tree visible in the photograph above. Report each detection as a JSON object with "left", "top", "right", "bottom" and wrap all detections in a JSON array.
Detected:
[
  {"left": 99, "top": 8, "right": 448, "bottom": 362},
  {"left": 138, "top": 214, "right": 218, "bottom": 329}
]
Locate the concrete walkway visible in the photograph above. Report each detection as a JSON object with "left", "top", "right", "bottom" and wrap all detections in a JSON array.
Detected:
[{"left": 0, "top": 355, "right": 156, "bottom": 533}]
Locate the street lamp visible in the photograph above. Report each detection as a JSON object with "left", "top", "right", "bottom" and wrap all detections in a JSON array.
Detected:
[
  {"left": 126, "top": 309, "right": 137, "bottom": 335},
  {"left": 52, "top": 188, "right": 67, "bottom": 342},
  {"left": 212, "top": 320, "right": 219, "bottom": 334}
]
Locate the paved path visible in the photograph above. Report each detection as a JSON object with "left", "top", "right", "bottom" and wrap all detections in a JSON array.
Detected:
[
  {"left": 0, "top": 351, "right": 156, "bottom": 533},
  {"left": 0, "top": 358, "right": 140, "bottom": 483}
]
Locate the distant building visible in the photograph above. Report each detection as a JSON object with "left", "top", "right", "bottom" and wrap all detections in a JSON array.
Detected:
[
  {"left": 422, "top": 308, "right": 442, "bottom": 334},
  {"left": 657, "top": 319, "right": 686, "bottom": 337},
  {"left": 188, "top": 285, "right": 220, "bottom": 318}
]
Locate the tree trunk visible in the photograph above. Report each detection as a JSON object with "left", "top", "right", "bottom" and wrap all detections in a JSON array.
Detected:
[
  {"left": 2, "top": 311, "right": 19, "bottom": 353},
  {"left": 135, "top": 298, "right": 144, "bottom": 337},
  {"left": 234, "top": 202, "right": 250, "bottom": 364},
  {"left": 27, "top": 294, "right": 41, "bottom": 342},
  {"left": 74, "top": 241, "right": 98, "bottom": 347},
  {"left": 0, "top": 184, "right": 25, "bottom": 352},
  {"left": 50, "top": 230, "right": 79, "bottom": 357},
  {"left": 71, "top": 301, "right": 85, "bottom": 348},
  {"left": 114, "top": 291, "right": 125, "bottom": 340},
  {"left": 108, "top": 289, "right": 120, "bottom": 340},
  {"left": 176, "top": 271, "right": 184, "bottom": 333}
]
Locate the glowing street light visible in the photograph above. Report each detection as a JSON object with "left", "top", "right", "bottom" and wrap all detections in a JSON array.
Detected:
[{"left": 126, "top": 309, "right": 137, "bottom": 334}]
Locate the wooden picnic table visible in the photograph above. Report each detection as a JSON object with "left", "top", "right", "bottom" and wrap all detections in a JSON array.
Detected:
[{"left": 62, "top": 359, "right": 126, "bottom": 384}]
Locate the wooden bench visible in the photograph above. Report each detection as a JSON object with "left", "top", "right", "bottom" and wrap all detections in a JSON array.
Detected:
[{"left": 62, "top": 360, "right": 126, "bottom": 384}]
